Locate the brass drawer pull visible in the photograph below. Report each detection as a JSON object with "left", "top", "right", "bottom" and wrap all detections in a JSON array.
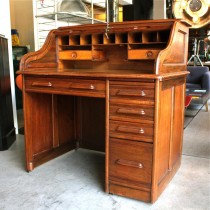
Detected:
[
  {"left": 139, "top": 128, "right": 145, "bottom": 134},
  {"left": 89, "top": 84, "right": 95, "bottom": 90},
  {"left": 140, "top": 109, "right": 146, "bottom": 115},
  {"left": 117, "top": 126, "right": 145, "bottom": 134},
  {"left": 31, "top": 82, "right": 52, "bottom": 87},
  {"left": 116, "top": 108, "right": 146, "bottom": 115},
  {"left": 116, "top": 90, "right": 146, "bottom": 97},
  {"left": 116, "top": 159, "right": 143, "bottom": 169},
  {"left": 69, "top": 83, "right": 95, "bottom": 90},
  {"left": 140, "top": 90, "right": 146, "bottom": 96}
]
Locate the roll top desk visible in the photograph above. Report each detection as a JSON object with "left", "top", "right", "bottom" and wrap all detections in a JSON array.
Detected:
[{"left": 19, "top": 19, "right": 189, "bottom": 203}]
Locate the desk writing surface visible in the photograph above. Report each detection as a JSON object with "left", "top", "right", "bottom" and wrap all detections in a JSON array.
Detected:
[
  {"left": 19, "top": 68, "right": 188, "bottom": 80},
  {"left": 19, "top": 19, "right": 190, "bottom": 203}
]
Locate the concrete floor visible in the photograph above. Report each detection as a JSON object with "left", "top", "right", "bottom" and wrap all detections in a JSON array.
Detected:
[{"left": 0, "top": 108, "right": 209, "bottom": 210}]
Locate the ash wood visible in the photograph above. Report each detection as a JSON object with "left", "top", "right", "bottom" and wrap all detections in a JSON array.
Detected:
[
  {"left": 56, "top": 95, "right": 76, "bottom": 145},
  {"left": 52, "top": 95, "right": 59, "bottom": 148},
  {"left": 109, "top": 81, "right": 155, "bottom": 104},
  {"left": 77, "top": 97, "right": 105, "bottom": 152},
  {"left": 110, "top": 121, "right": 154, "bottom": 143},
  {"left": 150, "top": 78, "right": 186, "bottom": 202},
  {"left": 109, "top": 138, "right": 153, "bottom": 185},
  {"left": 18, "top": 20, "right": 190, "bottom": 203},
  {"left": 105, "top": 80, "right": 110, "bottom": 193},
  {"left": 109, "top": 183, "right": 151, "bottom": 203},
  {"left": 59, "top": 50, "right": 92, "bottom": 60},
  {"left": 25, "top": 76, "right": 106, "bottom": 98},
  {"left": 128, "top": 49, "right": 160, "bottom": 60},
  {"left": 109, "top": 104, "right": 154, "bottom": 123}
]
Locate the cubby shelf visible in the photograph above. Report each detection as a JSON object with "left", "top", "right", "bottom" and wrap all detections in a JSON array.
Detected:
[
  {"left": 58, "top": 30, "right": 170, "bottom": 46},
  {"left": 57, "top": 29, "right": 171, "bottom": 61}
]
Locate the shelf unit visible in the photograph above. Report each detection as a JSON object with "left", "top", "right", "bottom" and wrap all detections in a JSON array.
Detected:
[
  {"left": 56, "top": 28, "right": 171, "bottom": 69},
  {"left": 33, "top": 0, "right": 106, "bottom": 50}
]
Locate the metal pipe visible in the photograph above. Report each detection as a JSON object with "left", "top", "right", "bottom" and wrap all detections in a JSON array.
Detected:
[{"left": 106, "top": 0, "right": 119, "bottom": 22}]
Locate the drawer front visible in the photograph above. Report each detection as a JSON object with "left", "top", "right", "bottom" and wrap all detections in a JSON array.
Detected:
[
  {"left": 110, "top": 121, "right": 154, "bottom": 143},
  {"left": 128, "top": 49, "right": 160, "bottom": 60},
  {"left": 59, "top": 50, "right": 92, "bottom": 60},
  {"left": 25, "top": 76, "right": 105, "bottom": 97},
  {"left": 110, "top": 104, "right": 154, "bottom": 123},
  {"left": 109, "top": 138, "right": 153, "bottom": 186},
  {"left": 110, "top": 82, "right": 155, "bottom": 104}
]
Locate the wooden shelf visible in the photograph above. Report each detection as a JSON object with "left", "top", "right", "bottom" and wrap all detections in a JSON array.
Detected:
[
  {"left": 57, "top": 29, "right": 170, "bottom": 62},
  {"left": 58, "top": 30, "right": 170, "bottom": 47}
]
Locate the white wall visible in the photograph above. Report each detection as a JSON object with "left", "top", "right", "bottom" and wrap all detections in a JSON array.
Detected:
[
  {"left": 10, "top": 0, "right": 35, "bottom": 51},
  {"left": 0, "top": 0, "right": 18, "bottom": 133}
]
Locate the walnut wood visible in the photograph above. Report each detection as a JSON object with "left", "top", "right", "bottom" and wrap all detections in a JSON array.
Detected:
[{"left": 18, "top": 20, "right": 190, "bottom": 203}]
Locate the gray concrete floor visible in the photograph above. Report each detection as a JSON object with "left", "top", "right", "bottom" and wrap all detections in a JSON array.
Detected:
[{"left": 0, "top": 108, "right": 209, "bottom": 210}]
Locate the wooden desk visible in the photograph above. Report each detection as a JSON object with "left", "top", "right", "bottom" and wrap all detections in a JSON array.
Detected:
[{"left": 18, "top": 19, "right": 190, "bottom": 203}]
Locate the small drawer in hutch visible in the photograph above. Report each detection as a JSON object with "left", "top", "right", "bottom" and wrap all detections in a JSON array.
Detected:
[
  {"left": 128, "top": 49, "right": 160, "bottom": 60},
  {"left": 59, "top": 50, "right": 92, "bottom": 60},
  {"left": 109, "top": 138, "right": 153, "bottom": 187}
]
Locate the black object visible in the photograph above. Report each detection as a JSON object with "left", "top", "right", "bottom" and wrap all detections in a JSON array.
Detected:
[
  {"left": 0, "top": 36, "right": 16, "bottom": 150},
  {"left": 12, "top": 46, "right": 28, "bottom": 110},
  {"left": 123, "top": 0, "right": 153, "bottom": 21},
  {"left": 186, "top": 66, "right": 210, "bottom": 91}
]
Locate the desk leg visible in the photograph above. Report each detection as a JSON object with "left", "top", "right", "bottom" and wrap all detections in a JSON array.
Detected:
[
  {"left": 205, "top": 102, "right": 209, "bottom": 112},
  {"left": 105, "top": 80, "right": 109, "bottom": 193}
]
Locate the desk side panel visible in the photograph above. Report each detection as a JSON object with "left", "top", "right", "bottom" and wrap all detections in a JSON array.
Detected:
[
  {"left": 20, "top": 30, "right": 57, "bottom": 71},
  {"left": 24, "top": 92, "right": 53, "bottom": 170},
  {"left": 24, "top": 92, "right": 76, "bottom": 171},
  {"left": 151, "top": 76, "right": 186, "bottom": 202},
  {"left": 156, "top": 21, "right": 189, "bottom": 74}
]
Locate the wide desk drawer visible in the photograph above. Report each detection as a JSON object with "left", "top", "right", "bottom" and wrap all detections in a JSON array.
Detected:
[
  {"left": 25, "top": 76, "right": 106, "bottom": 97},
  {"left": 110, "top": 104, "right": 154, "bottom": 123},
  {"left": 110, "top": 121, "right": 153, "bottom": 143},
  {"left": 109, "top": 138, "right": 153, "bottom": 187},
  {"left": 110, "top": 81, "right": 155, "bottom": 104}
]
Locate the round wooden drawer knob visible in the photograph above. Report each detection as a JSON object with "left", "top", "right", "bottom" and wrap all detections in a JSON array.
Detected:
[
  {"left": 146, "top": 51, "right": 153, "bottom": 58},
  {"left": 71, "top": 52, "right": 77, "bottom": 59}
]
